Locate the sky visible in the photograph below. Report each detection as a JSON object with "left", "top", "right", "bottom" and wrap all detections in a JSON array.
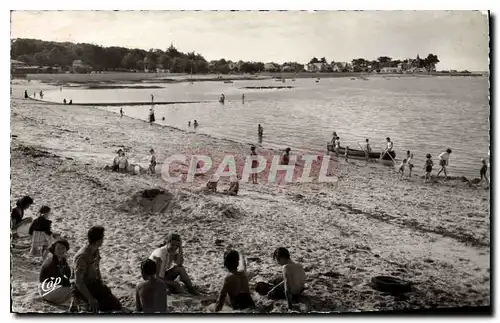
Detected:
[{"left": 10, "top": 11, "right": 489, "bottom": 71}]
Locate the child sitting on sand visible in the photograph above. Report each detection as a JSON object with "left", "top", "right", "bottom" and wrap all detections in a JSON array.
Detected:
[
  {"left": 205, "top": 176, "right": 218, "bottom": 193},
  {"left": 281, "top": 148, "right": 291, "bottom": 165},
  {"left": 148, "top": 149, "right": 157, "bottom": 174},
  {"left": 424, "top": 154, "right": 433, "bottom": 183},
  {"left": 215, "top": 250, "right": 255, "bottom": 312},
  {"left": 256, "top": 247, "right": 305, "bottom": 310},
  {"left": 11, "top": 195, "right": 34, "bottom": 233},
  {"left": 225, "top": 176, "right": 239, "bottom": 196},
  {"left": 29, "top": 206, "right": 54, "bottom": 257},
  {"left": 118, "top": 151, "right": 129, "bottom": 173},
  {"left": 136, "top": 259, "right": 168, "bottom": 313},
  {"left": 112, "top": 149, "right": 122, "bottom": 172},
  {"left": 149, "top": 233, "right": 198, "bottom": 295},
  {"left": 398, "top": 159, "right": 407, "bottom": 179}
]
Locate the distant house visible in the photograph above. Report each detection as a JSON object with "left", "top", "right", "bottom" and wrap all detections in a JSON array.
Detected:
[
  {"left": 380, "top": 67, "right": 401, "bottom": 74},
  {"left": 72, "top": 60, "right": 92, "bottom": 73},
  {"left": 281, "top": 65, "right": 293, "bottom": 72},
  {"left": 264, "top": 63, "right": 280, "bottom": 72},
  {"left": 306, "top": 62, "right": 330, "bottom": 73},
  {"left": 331, "top": 62, "right": 343, "bottom": 72}
]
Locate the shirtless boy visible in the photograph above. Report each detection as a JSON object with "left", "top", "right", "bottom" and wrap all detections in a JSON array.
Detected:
[{"left": 136, "top": 259, "right": 167, "bottom": 313}]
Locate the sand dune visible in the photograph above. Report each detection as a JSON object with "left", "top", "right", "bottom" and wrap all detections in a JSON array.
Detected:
[{"left": 10, "top": 82, "right": 490, "bottom": 313}]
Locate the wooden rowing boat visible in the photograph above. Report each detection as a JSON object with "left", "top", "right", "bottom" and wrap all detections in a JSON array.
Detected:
[{"left": 327, "top": 144, "right": 396, "bottom": 160}]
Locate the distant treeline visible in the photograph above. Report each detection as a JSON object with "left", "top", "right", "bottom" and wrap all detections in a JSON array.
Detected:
[{"left": 11, "top": 38, "right": 302, "bottom": 74}]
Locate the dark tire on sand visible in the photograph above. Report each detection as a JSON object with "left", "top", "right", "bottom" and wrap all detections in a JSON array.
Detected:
[{"left": 371, "top": 276, "right": 411, "bottom": 294}]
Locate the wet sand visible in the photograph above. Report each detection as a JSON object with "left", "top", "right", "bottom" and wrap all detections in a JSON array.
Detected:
[{"left": 10, "top": 82, "right": 490, "bottom": 313}]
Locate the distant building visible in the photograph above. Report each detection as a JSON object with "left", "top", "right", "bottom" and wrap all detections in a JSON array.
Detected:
[
  {"left": 306, "top": 62, "right": 330, "bottom": 72},
  {"left": 264, "top": 62, "right": 280, "bottom": 72},
  {"left": 72, "top": 60, "right": 92, "bottom": 73},
  {"left": 380, "top": 67, "right": 402, "bottom": 74}
]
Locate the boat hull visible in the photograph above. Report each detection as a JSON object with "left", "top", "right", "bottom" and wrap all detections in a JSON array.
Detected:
[{"left": 327, "top": 144, "right": 396, "bottom": 160}]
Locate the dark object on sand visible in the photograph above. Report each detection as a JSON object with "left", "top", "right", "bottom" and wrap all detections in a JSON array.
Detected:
[
  {"left": 327, "top": 144, "right": 396, "bottom": 160},
  {"left": 141, "top": 188, "right": 163, "bottom": 199},
  {"left": 255, "top": 282, "right": 273, "bottom": 296},
  {"left": 371, "top": 276, "right": 411, "bottom": 294}
]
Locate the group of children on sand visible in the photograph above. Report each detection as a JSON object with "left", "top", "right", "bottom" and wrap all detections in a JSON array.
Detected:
[
  {"left": 110, "top": 148, "right": 157, "bottom": 175},
  {"left": 11, "top": 202, "right": 305, "bottom": 314}
]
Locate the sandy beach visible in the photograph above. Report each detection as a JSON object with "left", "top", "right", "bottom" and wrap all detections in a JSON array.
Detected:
[{"left": 10, "top": 81, "right": 490, "bottom": 313}]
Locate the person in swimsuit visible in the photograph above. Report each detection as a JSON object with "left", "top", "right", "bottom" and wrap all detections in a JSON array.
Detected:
[
  {"left": 281, "top": 148, "right": 291, "bottom": 165},
  {"left": 436, "top": 148, "right": 452, "bottom": 179},
  {"left": 24, "top": 90, "right": 28, "bottom": 99},
  {"left": 149, "top": 108, "right": 155, "bottom": 125},
  {"left": 215, "top": 250, "right": 255, "bottom": 312},
  {"left": 424, "top": 153, "right": 433, "bottom": 183},
  {"left": 258, "top": 124, "right": 263, "bottom": 137},
  {"left": 256, "top": 247, "right": 305, "bottom": 310},
  {"left": 149, "top": 149, "right": 157, "bottom": 174},
  {"left": 381, "top": 137, "right": 393, "bottom": 159},
  {"left": 406, "top": 151, "right": 414, "bottom": 177},
  {"left": 398, "top": 159, "right": 407, "bottom": 179},
  {"left": 149, "top": 233, "right": 198, "bottom": 295},
  {"left": 363, "top": 139, "right": 372, "bottom": 160},
  {"left": 40, "top": 91, "right": 44, "bottom": 99},
  {"left": 136, "top": 259, "right": 167, "bottom": 313},
  {"left": 250, "top": 146, "right": 258, "bottom": 184},
  {"left": 480, "top": 158, "right": 489, "bottom": 185},
  {"left": 334, "top": 137, "right": 340, "bottom": 156},
  {"left": 11, "top": 195, "right": 34, "bottom": 232}
]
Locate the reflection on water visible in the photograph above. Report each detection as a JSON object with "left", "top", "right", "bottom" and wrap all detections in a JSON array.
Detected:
[{"left": 44, "top": 76, "right": 489, "bottom": 178}]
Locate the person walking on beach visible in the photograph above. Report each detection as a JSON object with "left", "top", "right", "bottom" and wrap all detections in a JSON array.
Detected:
[
  {"left": 250, "top": 146, "right": 258, "bottom": 184},
  {"left": 398, "top": 159, "right": 408, "bottom": 180},
  {"left": 24, "top": 90, "right": 28, "bottom": 99},
  {"left": 344, "top": 146, "right": 349, "bottom": 162},
  {"left": 258, "top": 124, "right": 263, "bottom": 137},
  {"left": 63, "top": 99, "right": 67, "bottom": 104},
  {"left": 148, "top": 149, "right": 157, "bottom": 175},
  {"left": 149, "top": 233, "right": 199, "bottom": 295},
  {"left": 135, "top": 259, "right": 167, "bottom": 313},
  {"left": 281, "top": 148, "right": 291, "bottom": 165},
  {"left": 194, "top": 120, "right": 199, "bottom": 128},
  {"left": 70, "top": 226, "right": 122, "bottom": 313},
  {"left": 69, "top": 100, "right": 73, "bottom": 105},
  {"left": 214, "top": 250, "right": 255, "bottom": 312},
  {"left": 480, "top": 158, "right": 489, "bottom": 186},
  {"left": 40, "top": 91, "right": 44, "bottom": 99},
  {"left": 424, "top": 154, "right": 433, "bottom": 183},
  {"left": 242, "top": 93, "right": 245, "bottom": 104},
  {"left": 151, "top": 94, "right": 154, "bottom": 103},
  {"left": 436, "top": 148, "right": 452, "bottom": 179},
  {"left": 120, "top": 108, "right": 124, "bottom": 118}
]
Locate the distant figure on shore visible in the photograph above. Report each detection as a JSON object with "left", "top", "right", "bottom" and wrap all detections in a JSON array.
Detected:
[
  {"left": 112, "top": 149, "right": 122, "bottom": 172},
  {"left": 120, "top": 108, "right": 124, "bottom": 118},
  {"left": 258, "top": 124, "right": 263, "bottom": 137},
  {"left": 255, "top": 247, "right": 305, "bottom": 310},
  {"left": 11, "top": 196, "right": 34, "bottom": 235},
  {"left": 424, "top": 154, "right": 434, "bottom": 183},
  {"left": 215, "top": 250, "right": 255, "bottom": 312},
  {"left": 60, "top": 86, "right": 62, "bottom": 92},
  {"left": 148, "top": 149, "right": 157, "bottom": 175},
  {"left": 33, "top": 92, "right": 36, "bottom": 98},
  {"left": 40, "top": 91, "right": 44, "bottom": 99},
  {"left": 188, "top": 121, "right": 191, "bottom": 127},
  {"left": 63, "top": 99, "right": 67, "bottom": 104},
  {"left": 331, "top": 132, "right": 338, "bottom": 145},
  {"left": 118, "top": 150, "right": 129, "bottom": 173},
  {"left": 205, "top": 176, "right": 218, "bottom": 193},
  {"left": 381, "top": 137, "right": 394, "bottom": 159},
  {"left": 194, "top": 120, "right": 199, "bottom": 128},
  {"left": 407, "top": 151, "right": 414, "bottom": 177},
  {"left": 70, "top": 226, "right": 122, "bottom": 313},
  {"left": 29, "top": 205, "right": 53, "bottom": 257},
  {"left": 219, "top": 94, "right": 225, "bottom": 104},
  {"left": 398, "top": 159, "right": 407, "bottom": 179},
  {"left": 334, "top": 137, "right": 341, "bottom": 156},
  {"left": 436, "top": 148, "right": 452, "bottom": 179},
  {"left": 24, "top": 90, "right": 28, "bottom": 99},
  {"left": 69, "top": 100, "right": 73, "bottom": 105},
  {"left": 242, "top": 93, "right": 245, "bottom": 104},
  {"left": 250, "top": 146, "right": 258, "bottom": 184},
  {"left": 344, "top": 146, "right": 349, "bottom": 162},
  {"left": 281, "top": 148, "right": 291, "bottom": 165},
  {"left": 363, "top": 139, "right": 372, "bottom": 160},
  {"left": 149, "top": 233, "right": 198, "bottom": 295},
  {"left": 151, "top": 94, "right": 154, "bottom": 103},
  {"left": 480, "top": 158, "right": 489, "bottom": 186},
  {"left": 39, "top": 239, "right": 71, "bottom": 305},
  {"left": 135, "top": 259, "right": 167, "bottom": 313},
  {"left": 149, "top": 107, "right": 155, "bottom": 125}
]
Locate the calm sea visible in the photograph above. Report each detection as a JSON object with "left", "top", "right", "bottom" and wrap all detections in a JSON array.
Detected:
[{"left": 43, "top": 76, "right": 489, "bottom": 178}]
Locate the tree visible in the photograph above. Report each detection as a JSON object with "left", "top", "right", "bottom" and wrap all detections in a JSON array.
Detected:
[
  {"left": 16, "top": 54, "right": 36, "bottom": 65},
  {"left": 136, "top": 59, "right": 145, "bottom": 71},
  {"left": 425, "top": 53, "right": 439, "bottom": 71},
  {"left": 309, "top": 57, "right": 319, "bottom": 64},
  {"left": 158, "top": 54, "right": 172, "bottom": 71},
  {"left": 121, "top": 53, "right": 137, "bottom": 70},
  {"left": 377, "top": 56, "right": 392, "bottom": 68}
]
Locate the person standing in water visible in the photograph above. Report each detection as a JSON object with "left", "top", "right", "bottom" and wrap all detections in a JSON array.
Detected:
[
  {"left": 24, "top": 90, "right": 28, "bottom": 99},
  {"left": 40, "top": 90, "right": 44, "bottom": 99},
  {"left": 120, "top": 108, "right": 124, "bottom": 118},
  {"left": 242, "top": 93, "right": 245, "bottom": 104},
  {"left": 151, "top": 94, "right": 154, "bottom": 103},
  {"left": 258, "top": 124, "right": 263, "bottom": 137},
  {"left": 148, "top": 149, "right": 157, "bottom": 175},
  {"left": 480, "top": 158, "right": 489, "bottom": 186},
  {"left": 149, "top": 107, "right": 155, "bottom": 125},
  {"left": 436, "top": 148, "right": 452, "bottom": 179},
  {"left": 194, "top": 120, "right": 199, "bottom": 128}
]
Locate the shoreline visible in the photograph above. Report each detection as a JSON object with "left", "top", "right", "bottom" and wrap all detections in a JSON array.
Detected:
[{"left": 10, "top": 82, "right": 490, "bottom": 313}]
